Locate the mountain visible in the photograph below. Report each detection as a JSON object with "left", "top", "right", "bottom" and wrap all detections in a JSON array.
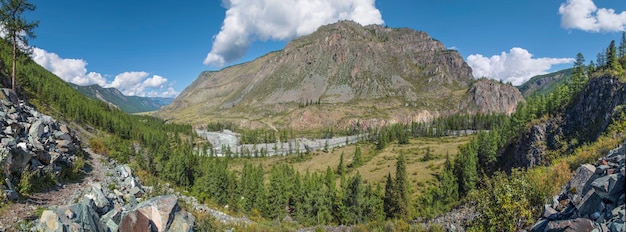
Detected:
[
  {"left": 517, "top": 68, "right": 573, "bottom": 97},
  {"left": 156, "top": 21, "right": 523, "bottom": 129},
  {"left": 71, "top": 84, "right": 173, "bottom": 113}
]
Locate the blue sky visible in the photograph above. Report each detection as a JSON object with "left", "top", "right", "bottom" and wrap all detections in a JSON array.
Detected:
[{"left": 25, "top": 0, "right": 626, "bottom": 97}]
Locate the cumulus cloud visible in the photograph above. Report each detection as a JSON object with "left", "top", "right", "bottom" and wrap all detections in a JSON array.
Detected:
[
  {"left": 559, "top": 0, "right": 626, "bottom": 32},
  {"left": 31, "top": 48, "right": 178, "bottom": 98},
  {"left": 466, "top": 47, "right": 574, "bottom": 85},
  {"left": 204, "top": 0, "right": 384, "bottom": 66}
]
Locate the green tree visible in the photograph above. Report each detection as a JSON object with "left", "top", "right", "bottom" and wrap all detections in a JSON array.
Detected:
[
  {"left": 337, "top": 152, "right": 345, "bottom": 175},
  {"left": 383, "top": 172, "right": 396, "bottom": 218},
  {"left": 342, "top": 172, "right": 364, "bottom": 224},
  {"left": 619, "top": 31, "right": 626, "bottom": 58},
  {"left": 394, "top": 152, "right": 410, "bottom": 218},
  {"left": 352, "top": 146, "right": 362, "bottom": 167},
  {"left": 607, "top": 40, "right": 624, "bottom": 74},
  {"left": 0, "top": 0, "right": 38, "bottom": 90}
]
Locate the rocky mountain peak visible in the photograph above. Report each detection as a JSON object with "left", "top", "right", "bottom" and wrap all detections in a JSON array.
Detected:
[{"left": 157, "top": 21, "right": 516, "bottom": 129}]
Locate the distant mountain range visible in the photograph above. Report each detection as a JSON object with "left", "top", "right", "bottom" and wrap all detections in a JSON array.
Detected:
[
  {"left": 517, "top": 68, "right": 574, "bottom": 97},
  {"left": 156, "top": 20, "right": 524, "bottom": 129},
  {"left": 71, "top": 84, "right": 173, "bottom": 113}
]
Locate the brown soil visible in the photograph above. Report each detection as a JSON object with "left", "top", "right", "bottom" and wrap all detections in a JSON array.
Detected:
[{"left": 0, "top": 148, "right": 105, "bottom": 231}]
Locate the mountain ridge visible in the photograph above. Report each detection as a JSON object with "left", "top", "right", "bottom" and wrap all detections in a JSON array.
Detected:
[
  {"left": 156, "top": 21, "right": 523, "bottom": 129},
  {"left": 71, "top": 84, "right": 173, "bottom": 113}
]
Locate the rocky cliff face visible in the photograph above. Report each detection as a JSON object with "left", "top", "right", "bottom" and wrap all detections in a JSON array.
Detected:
[
  {"left": 467, "top": 79, "right": 524, "bottom": 115},
  {"left": 156, "top": 21, "right": 522, "bottom": 129},
  {"left": 502, "top": 75, "right": 626, "bottom": 170}
]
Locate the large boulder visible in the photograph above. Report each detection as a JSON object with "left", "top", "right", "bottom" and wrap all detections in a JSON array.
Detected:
[{"left": 119, "top": 194, "right": 194, "bottom": 232}]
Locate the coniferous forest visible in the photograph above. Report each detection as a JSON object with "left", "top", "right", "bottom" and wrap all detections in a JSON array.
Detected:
[{"left": 1, "top": 5, "right": 626, "bottom": 230}]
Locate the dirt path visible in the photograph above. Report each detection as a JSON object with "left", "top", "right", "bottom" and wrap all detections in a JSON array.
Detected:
[{"left": 0, "top": 148, "right": 105, "bottom": 231}]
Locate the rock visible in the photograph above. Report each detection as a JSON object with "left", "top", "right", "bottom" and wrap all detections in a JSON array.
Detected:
[
  {"left": 3, "top": 189, "right": 18, "bottom": 201},
  {"left": 543, "top": 204, "right": 559, "bottom": 220},
  {"left": 591, "top": 174, "right": 624, "bottom": 203},
  {"left": 609, "top": 222, "right": 624, "bottom": 232},
  {"left": 75, "top": 197, "right": 105, "bottom": 232},
  {"left": 28, "top": 119, "right": 45, "bottom": 141},
  {"left": 129, "top": 186, "right": 143, "bottom": 198},
  {"left": 85, "top": 182, "right": 111, "bottom": 214},
  {"left": 530, "top": 219, "right": 549, "bottom": 232},
  {"left": 576, "top": 188, "right": 604, "bottom": 218},
  {"left": 119, "top": 194, "right": 194, "bottom": 232},
  {"left": 8, "top": 146, "right": 33, "bottom": 172},
  {"left": 100, "top": 208, "right": 121, "bottom": 232},
  {"left": 545, "top": 218, "right": 595, "bottom": 232},
  {"left": 53, "top": 130, "right": 72, "bottom": 141},
  {"left": 37, "top": 210, "right": 64, "bottom": 232},
  {"left": 565, "top": 164, "right": 598, "bottom": 197},
  {"left": 168, "top": 211, "right": 195, "bottom": 232},
  {"left": 119, "top": 209, "right": 155, "bottom": 232}
]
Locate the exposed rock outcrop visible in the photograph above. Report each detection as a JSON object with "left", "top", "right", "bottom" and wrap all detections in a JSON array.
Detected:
[
  {"left": 530, "top": 144, "right": 625, "bottom": 232},
  {"left": 502, "top": 75, "right": 626, "bottom": 170}
]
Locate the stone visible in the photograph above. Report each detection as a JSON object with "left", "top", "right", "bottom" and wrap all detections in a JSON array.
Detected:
[
  {"left": 134, "top": 194, "right": 179, "bottom": 232},
  {"left": 85, "top": 183, "right": 111, "bottom": 214},
  {"left": 596, "top": 165, "right": 610, "bottom": 175},
  {"left": 28, "top": 119, "right": 45, "bottom": 141},
  {"left": 591, "top": 174, "right": 624, "bottom": 203},
  {"left": 129, "top": 186, "right": 143, "bottom": 198},
  {"left": 609, "top": 222, "right": 624, "bottom": 232},
  {"left": 168, "top": 211, "right": 195, "bottom": 232},
  {"left": 119, "top": 210, "right": 155, "bottom": 232},
  {"left": 530, "top": 219, "right": 549, "bottom": 232},
  {"left": 56, "top": 139, "right": 76, "bottom": 153},
  {"left": 100, "top": 208, "right": 121, "bottom": 232},
  {"left": 37, "top": 210, "right": 64, "bottom": 232},
  {"left": 8, "top": 146, "right": 33, "bottom": 172},
  {"left": 76, "top": 197, "right": 105, "bottom": 232},
  {"left": 53, "top": 131, "right": 72, "bottom": 141},
  {"left": 543, "top": 204, "right": 559, "bottom": 220},
  {"left": 545, "top": 218, "right": 595, "bottom": 232},
  {"left": 576, "top": 188, "right": 603, "bottom": 218},
  {"left": 3, "top": 189, "right": 18, "bottom": 201},
  {"left": 64, "top": 208, "right": 76, "bottom": 219}
]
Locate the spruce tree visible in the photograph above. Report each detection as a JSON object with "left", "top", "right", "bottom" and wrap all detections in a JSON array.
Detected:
[
  {"left": 337, "top": 152, "right": 345, "bottom": 175},
  {"left": 383, "top": 172, "right": 396, "bottom": 218},
  {"left": 394, "top": 152, "right": 410, "bottom": 218}
]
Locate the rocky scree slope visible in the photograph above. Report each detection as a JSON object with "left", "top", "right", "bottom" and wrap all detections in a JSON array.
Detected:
[
  {"left": 35, "top": 160, "right": 196, "bottom": 232},
  {"left": 530, "top": 144, "right": 625, "bottom": 232},
  {"left": 0, "top": 88, "right": 81, "bottom": 202},
  {"left": 501, "top": 75, "right": 626, "bottom": 169},
  {"left": 157, "top": 20, "right": 523, "bottom": 129}
]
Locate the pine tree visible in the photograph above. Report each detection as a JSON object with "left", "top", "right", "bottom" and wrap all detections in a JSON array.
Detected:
[{"left": 343, "top": 172, "right": 364, "bottom": 224}]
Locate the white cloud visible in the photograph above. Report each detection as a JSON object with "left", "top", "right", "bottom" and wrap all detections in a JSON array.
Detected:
[
  {"left": 32, "top": 48, "right": 107, "bottom": 86},
  {"left": 559, "top": 0, "right": 626, "bottom": 32},
  {"left": 31, "top": 48, "right": 178, "bottom": 98},
  {"left": 466, "top": 47, "right": 574, "bottom": 85},
  {"left": 204, "top": 0, "right": 384, "bottom": 66}
]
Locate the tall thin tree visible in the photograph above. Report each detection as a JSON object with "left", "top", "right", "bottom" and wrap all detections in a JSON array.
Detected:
[{"left": 0, "top": 0, "right": 38, "bottom": 91}]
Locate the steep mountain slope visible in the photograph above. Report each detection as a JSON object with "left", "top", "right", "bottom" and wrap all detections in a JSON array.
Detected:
[
  {"left": 156, "top": 21, "right": 523, "bottom": 129},
  {"left": 72, "top": 84, "right": 173, "bottom": 113},
  {"left": 517, "top": 68, "right": 573, "bottom": 97},
  {"left": 502, "top": 75, "right": 626, "bottom": 169}
]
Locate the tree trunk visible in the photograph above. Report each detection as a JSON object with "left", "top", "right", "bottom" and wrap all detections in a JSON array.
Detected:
[{"left": 12, "top": 39, "right": 16, "bottom": 91}]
